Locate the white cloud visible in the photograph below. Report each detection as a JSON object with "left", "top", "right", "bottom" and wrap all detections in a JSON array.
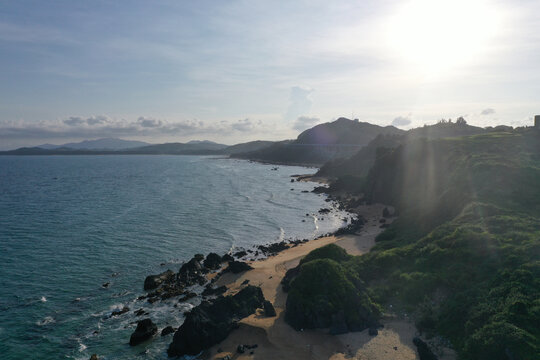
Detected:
[
  {"left": 285, "top": 86, "right": 314, "bottom": 122},
  {"left": 391, "top": 115, "right": 412, "bottom": 127},
  {"left": 293, "top": 116, "right": 320, "bottom": 131}
]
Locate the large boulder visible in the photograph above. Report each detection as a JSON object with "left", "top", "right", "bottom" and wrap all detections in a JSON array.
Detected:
[
  {"left": 177, "top": 257, "right": 207, "bottom": 287},
  {"left": 204, "top": 253, "right": 223, "bottom": 270},
  {"left": 226, "top": 261, "right": 253, "bottom": 274},
  {"left": 144, "top": 270, "right": 174, "bottom": 290},
  {"left": 129, "top": 318, "right": 157, "bottom": 346},
  {"left": 167, "top": 285, "right": 265, "bottom": 357}
]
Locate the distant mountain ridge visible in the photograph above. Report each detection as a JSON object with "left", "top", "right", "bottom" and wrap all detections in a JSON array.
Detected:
[{"left": 37, "top": 138, "right": 150, "bottom": 150}]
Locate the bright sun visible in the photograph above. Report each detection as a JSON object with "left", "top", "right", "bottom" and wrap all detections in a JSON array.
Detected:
[{"left": 386, "top": 0, "right": 501, "bottom": 75}]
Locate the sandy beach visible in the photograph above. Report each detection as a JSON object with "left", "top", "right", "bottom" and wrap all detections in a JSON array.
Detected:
[{"left": 203, "top": 203, "right": 455, "bottom": 360}]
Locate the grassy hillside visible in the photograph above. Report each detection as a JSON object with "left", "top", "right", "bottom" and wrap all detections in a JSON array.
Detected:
[{"left": 295, "top": 129, "right": 540, "bottom": 359}]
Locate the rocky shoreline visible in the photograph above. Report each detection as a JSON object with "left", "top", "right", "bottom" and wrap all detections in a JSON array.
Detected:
[{"left": 88, "top": 176, "right": 439, "bottom": 360}]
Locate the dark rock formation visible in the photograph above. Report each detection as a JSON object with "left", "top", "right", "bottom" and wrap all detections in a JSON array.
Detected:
[
  {"left": 144, "top": 270, "right": 174, "bottom": 290},
  {"left": 257, "top": 241, "right": 289, "bottom": 256},
  {"left": 167, "top": 286, "right": 265, "bottom": 357},
  {"left": 222, "top": 253, "right": 234, "bottom": 262},
  {"left": 413, "top": 337, "right": 438, "bottom": 360},
  {"left": 263, "top": 300, "right": 276, "bottom": 317},
  {"left": 368, "top": 326, "right": 378, "bottom": 336},
  {"left": 226, "top": 261, "right": 253, "bottom": 274},
  {"left": 204, "top": 253, "right": 223, "bottom": 270},
  {"left": 194, "top": 253, "right": 205, "bottom": 262},
  {"left": 202, "top": 284, "right": 227, "bottom": 297},
  {"left": 129, "top": 318, "right": 157, "bottom": 346},
  {"left": 177, "top": 258, "right": 207, "bottom": 287},
  {"left": 110, "top": 306, "right": 129, "bottom": 318},
  {"left": 89, "top": 355, "right": 99, "bottom": 360},
  {"left": 161, "top": 326, "right": 175, "bottom": 336},
  {"left": 234, "top": 250, "right": 248, "bottom": 258}
]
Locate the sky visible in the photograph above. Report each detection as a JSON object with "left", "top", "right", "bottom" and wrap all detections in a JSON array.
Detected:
[{"left": 1, "top": 0, "right": 539, "bottom": 149}]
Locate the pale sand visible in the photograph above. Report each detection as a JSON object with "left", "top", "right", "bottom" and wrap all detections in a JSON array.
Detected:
[{"left": 205, "top": 204, "right": 455, "bottom": 360}]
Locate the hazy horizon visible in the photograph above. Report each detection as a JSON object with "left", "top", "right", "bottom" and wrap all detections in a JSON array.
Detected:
[{"left": 1, "top": 0, "right": 539, "bottom": 149}]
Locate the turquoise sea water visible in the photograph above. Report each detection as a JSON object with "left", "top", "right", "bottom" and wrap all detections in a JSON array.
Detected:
[{"left": 0, "top": 155, "right": 350, "bottom": 360}]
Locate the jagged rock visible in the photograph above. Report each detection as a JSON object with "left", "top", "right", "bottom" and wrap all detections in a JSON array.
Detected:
[
  {"left": 129, "top": 318, "right": 157, "bottom": 346},
  {"left": 89, "top": 355, "right": 99, "bottom": 360},
  {"left": 194, "top": 254, "right": 205, "bottom": 262},
  {"left": 226, "top": 261, "right": 253, "bottom": 274},
  {"left": 110, "top": 306, "right": 129, "bottom": 317},
  {"left": 263, "top": 300, "right": 276, "bottom": 317},
  {"left": 101, "top": 282, "right": 110, "bottom": 288},
  {"left": 237, "top": 344, "right": 245, "bottom": 353},
  {"left": 178, "top": 292, "right": 197, "bottom": 302},
  {"left": 177, "top": 258, "right": 207, "bottom": 287},
  {"left": 413, "top": 337, "right": 438, "bottom": 360},
  {"left": 161, "top": 326, "right": 175, "bottom": 336},
  {"left": 222, "top": 253, "right": 234, "bottom": 262},
  {"left": 204, "top": 253, "right": 223, "bottom": 270},
  {"left": 143, "top": 270, "right": 175, "bottom": 290},
  {"left": 134, "top": 308, "right": 147, "bottom": 316},
  {"left": 234, "top": 250, "right": 247, "bottom": 258},
  {"left": 167, "top": 286, "right": 265, "bottom": 357}
]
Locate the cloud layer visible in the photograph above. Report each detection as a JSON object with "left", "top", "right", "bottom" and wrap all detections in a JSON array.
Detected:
[{"left": 0, "top": 115, "right": 267, "bottom": 143}]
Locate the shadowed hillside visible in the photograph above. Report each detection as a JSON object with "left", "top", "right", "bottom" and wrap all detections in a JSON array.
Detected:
[{"left": 232, "top": 118, "right": 403, "bottom": 165}]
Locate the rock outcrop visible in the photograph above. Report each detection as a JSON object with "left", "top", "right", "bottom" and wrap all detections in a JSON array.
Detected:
[
  {"left": 129, "top": 318, "right": 157, "bottom": 346},
  {"left": 143, "top": 270, "right": 175, "bottom": 290},
  {"left": 167, "top": 286, "right": 265, "bottom": 357}
]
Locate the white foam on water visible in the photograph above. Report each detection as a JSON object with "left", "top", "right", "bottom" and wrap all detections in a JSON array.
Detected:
[
  {"left": 40, "top": 296, "right": 47, "bottom": 302},
  {"left": 36, "top": 316, "right": 55, "bottom": 326}
]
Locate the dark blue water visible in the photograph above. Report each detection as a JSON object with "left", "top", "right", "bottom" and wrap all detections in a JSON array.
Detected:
[{"left": 0, "top": 155, "right": 349, "bottom": 360}]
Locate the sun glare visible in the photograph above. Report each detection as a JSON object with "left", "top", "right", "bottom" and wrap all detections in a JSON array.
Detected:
[{"left": 386, "top": 0, "right": 501, "bottom": 76}]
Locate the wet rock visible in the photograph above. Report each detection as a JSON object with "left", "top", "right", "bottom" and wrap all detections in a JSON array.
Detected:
[
  {"left": 178, "top": 292, "right": 197, "bottom": 302},
  {"left": 167, "top": 286, "right": 265, "bottom": 357},
  {"left": 237, "top": 344, "right": 245, "bottom": 353},
  {"left": 134, "top": 308, "right": 147, "bottom": 316},
  {"left": 177, "top": 258, "right": 207, "bottom": 287},
  {"left": 101, "top": 282, "right": 110, "bottom": 288},
  {"left": 234, "top": 250, "right": 247, "bottom": 258},
  {"left": 144, "top": 270, "right": 175, "bottom": 291},
  {"left": 263, "top": 300, "right": 276, "bottom": 317},
  {"left": 161, "top": 326, "right": 175, "bottom": 336},
  {"left": 129, "top": 318, "right": 157, "bottom": 346},
  {"left": 89, "top": 355, "right": 99, "bottom": 360},
  {"left": 110, "top": 306, "right": 130, "bottom": 318},
  {"left": 204, "top": 253, "right": 223, "bottom": 270}
]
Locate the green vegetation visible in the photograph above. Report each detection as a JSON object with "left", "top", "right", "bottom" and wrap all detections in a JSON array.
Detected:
[
  {"left": 292, "top": 130, "right": 540, "bottom": 359},
  {"left": 285, "top": 254, "right": 380, "bottom": 332}
]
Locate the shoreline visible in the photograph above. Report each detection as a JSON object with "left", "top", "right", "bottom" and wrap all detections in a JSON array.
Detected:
[{"left": 128, "top": 173, "right": 454, "bottom": 360}]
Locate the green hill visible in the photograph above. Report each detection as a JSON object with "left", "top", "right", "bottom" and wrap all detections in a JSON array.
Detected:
[{"left": 296, "top": 129, "right": 540, "bottom": 359}]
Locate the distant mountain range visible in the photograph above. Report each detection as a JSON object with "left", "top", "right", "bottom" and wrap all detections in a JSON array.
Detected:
[
  {"left": 37, "top": 138, "right": 150, "bottom": 150},
  {"left": 0, "top": 118, "right": 520, "bottom": 165}
]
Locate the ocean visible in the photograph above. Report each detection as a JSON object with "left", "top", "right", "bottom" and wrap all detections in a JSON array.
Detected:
[{"left": 0, "top": 155, "right": 350, "bottom": 360}]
